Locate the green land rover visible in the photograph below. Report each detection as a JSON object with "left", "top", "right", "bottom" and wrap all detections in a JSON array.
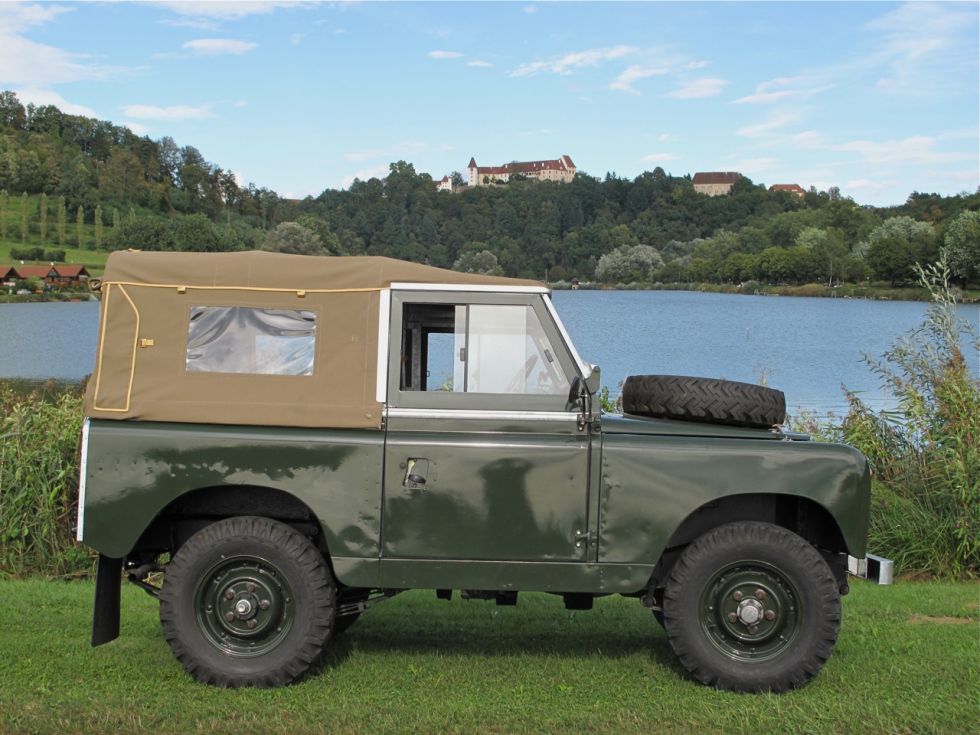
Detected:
[{"left": 78, "top": 250, "right": 871, "bottom": 692}]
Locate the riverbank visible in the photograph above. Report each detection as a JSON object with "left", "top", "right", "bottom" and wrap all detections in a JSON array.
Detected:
[{"left": 551, "top": 280, "right": 980, "bottom": 303}]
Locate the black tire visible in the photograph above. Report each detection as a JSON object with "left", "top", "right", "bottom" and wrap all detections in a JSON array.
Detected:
[
  {"left": 622, "top": 375, "right": 786, "bottom": 429},
  {"left": 159, "top": 516, "right": 336, "bottom": 688},
  {"left": 663, "top": 522, "right": 840, "bottom": 693}
]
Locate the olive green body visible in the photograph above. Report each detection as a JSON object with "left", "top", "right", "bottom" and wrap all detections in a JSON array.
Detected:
[{"left": 81, "top": 411, "right": 870, "bottom": 594}]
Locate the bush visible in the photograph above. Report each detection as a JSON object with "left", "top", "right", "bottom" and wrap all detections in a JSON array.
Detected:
[
  {"left": 43, "top": 249, "right": 65, "bottom": 262},
  {"left": 0, "top": 385, "right": 93, "bottom": 577},
  {"left": 839, "top": 253, "right": 978, "bottom": 577},
  {"left": 10, "top": 246, "right": 44, "bottom": 261}
]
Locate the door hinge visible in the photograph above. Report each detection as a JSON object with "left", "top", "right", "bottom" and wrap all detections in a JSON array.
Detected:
[
  {"left": 573, "top": 529, "right": 596, "bottom": 549},
  {"left": 577, "top": 413, "right": 588, "bottom": 432}
]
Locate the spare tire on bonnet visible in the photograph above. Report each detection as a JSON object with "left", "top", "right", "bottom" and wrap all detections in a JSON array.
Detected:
[{"left": 622, "top": 375, "right": 786, "bottom": 429}]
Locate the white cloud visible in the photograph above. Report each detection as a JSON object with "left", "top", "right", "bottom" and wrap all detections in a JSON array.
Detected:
[
  {"left": 121, "top": 104, "right": 214, "bottom": 120},
  {"left": 641, "top": 153, "right": 680, "bottom": 163},
  {"left": 121, "top": 120, "right": 151, "bottom": 136},
  {"left": 609, "top": 64, "right": 669, "bottom": 94},
  {"left": 733, "top": 76, "right": 834, "bottom": 104},
  {"left": 234, "top": 99, "right": 248, "bottom": 108},
  {"left": 511, "top": 45, "right": 636, "bottom": 77},
  {"left": 667, "top": 77, "right": 727, "bottom": 99},
  {"left": 657, "top": 133, "right": 676, "bottom": 142},
  {"left": 428, "top": 50, "right": 463, "bottom": 59},
  {"left": 0, "top": 34, "right": 122, "bottom": 87},
  {"left": 467, "top": 59, "right": 493, "bottom": 68},
  {"left": 832, "top": 136, "right": 975, "bottom": 165},
  {"left": 736, "top": 112, "right": 799, "bottom": 138},
  {"left": 523, "top": 4, "right": 538, "bottom": 14},
  {"left": 290, "top": 33, "right": 305, "bottom": 46},
  {"left": 789, "top": 130, "right": 826, "bottom": 148},
  {"left": 0, "top": 2, "right": 73, "bottom": 33},
  {"left": 342, "top": 163, "right": 389, "bottom": 189},
  {"left": 14, "top": 88, "right": 96, "bottom": 117},
  {"left": 183, "top": 38, "right": 257, "bottom": 55},
  {"left": 151, "top": 2, "right": 308, "bottom": 20}
]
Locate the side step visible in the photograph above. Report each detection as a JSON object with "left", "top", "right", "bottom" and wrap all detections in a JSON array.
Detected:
[{"left": 848, "top": 554, "right": 894, "bottom": 585}]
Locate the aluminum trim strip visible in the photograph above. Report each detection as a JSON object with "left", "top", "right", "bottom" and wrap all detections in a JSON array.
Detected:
[
  {"left": 376, "top": 288, "right": 390, "bottom": 403},
  {"left": 542, "top": 294, "right": 588, "bottom": 376},
  {"left": 76, "top": 418, "right": 90, "bottom": 542},
  {"left": 389, "top": 282, "right": 550, "bottom": 294},
  {"left": 386, "top": 407, "right": 579, "bottom": 422}
]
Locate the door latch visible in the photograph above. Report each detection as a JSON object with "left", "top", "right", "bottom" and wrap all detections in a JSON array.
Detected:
[
  {"left": 573, "top": 529, "right": 595, "bottom": 548},
  {"left": 403, "top": 458, "right": 429, "bottom": 488}
]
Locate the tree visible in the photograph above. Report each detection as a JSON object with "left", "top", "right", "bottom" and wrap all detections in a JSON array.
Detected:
[
  {"left": 94, "top": 204, "right": 103, "bottom": 249},
  {"left": 944, "top": 210, "right": 980, "bottom": 285},
  {"left": 595, "top": 244, "right": 664, "bottom": 283},
  {"left": 105, "top": 218, "right": 175, "bottom": 251},
  {"left": 263, "top": 222, "right": 324, "bottom": 255},
  {"left": 38, "top": 193, "right": 48, "bottom": 242},
  {"left": 796, "top": 226, "right": 846, "bottom": 285},
  {"left": 866, "top": 217, "right": 937, "bottom": 285},
  {"left": 0, "top": 189, "right": 7, "bottom": 240},
  {"left": 453, "top": 248, "right": 502, "bottom": 275},
  {"left": 76, "top": 205, "right": 85, "bottom": 249},
  {"left": 19, "top": 192, "right": 28, "bottom": 242},
  {"left": 57, "top": 196, "right": 66, "bottom": 246},
  {"left": 112, "top": 207, "right": 120, "bottom": 230},
  {"left": 0, "top": 90, "right": 26, "bottom": 129}
]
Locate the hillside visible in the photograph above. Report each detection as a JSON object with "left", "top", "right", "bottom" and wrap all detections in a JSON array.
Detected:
[{"left": 1, "top": 90, "right": 977, "bottom": 287}]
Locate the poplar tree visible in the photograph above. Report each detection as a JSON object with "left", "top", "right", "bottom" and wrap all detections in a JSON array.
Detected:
[
  {"left": 0, "top": 190, "right": 7, "bottom": 240},
  {"left": 20, "top": 192, "right": 28, "bottom": 242},
  {"left": 128, "top": 206, "right": 136, "bottom": 224},
  {"left": 57, "top": 196, "right": 66, "bottom": 246},
  {"left": 112, "top": 207, "right": 120, "bottom": 230},
  {"left": 39, "top": 193, "right": 48, "bottom": 242},
  {"left": 76, "top": 205, "right": 85, "bottom": 249},
  {"left": 94, "top": 204, "right": 103, "bottom": 249}
]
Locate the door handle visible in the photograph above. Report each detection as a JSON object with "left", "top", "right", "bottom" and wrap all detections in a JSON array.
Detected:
[{"left": 404, "top": 458, "right": 429, "bottom": 488}]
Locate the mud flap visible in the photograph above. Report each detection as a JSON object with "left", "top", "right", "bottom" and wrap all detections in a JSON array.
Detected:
[{"left": 92, "top": 554, "right": 122, "bottom": 646}]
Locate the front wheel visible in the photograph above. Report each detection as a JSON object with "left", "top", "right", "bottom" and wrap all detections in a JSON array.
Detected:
[
  {"left": 663, "top": 521, "right": 840, "bottom": 692},
  {"left": 159, "top": 516, "right": 336, "bottom": 688}
]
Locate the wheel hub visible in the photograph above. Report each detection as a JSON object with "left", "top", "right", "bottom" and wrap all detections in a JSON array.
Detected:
[
  {"left": 698, "top": 561, "right": 801, "bottom": 663},
  {"left": 194, "top": 555, "right": 295, "bottom": 657}
]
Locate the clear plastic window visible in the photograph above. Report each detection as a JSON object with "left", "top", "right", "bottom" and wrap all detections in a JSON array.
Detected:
[
  {"left": 186, "top": 306, "right": 316, "bottom": 376},
  {"left": 400, "top": 303, "right": 569, "bottom": 396}
]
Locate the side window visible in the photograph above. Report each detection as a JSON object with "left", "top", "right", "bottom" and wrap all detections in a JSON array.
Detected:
[
  {"left": 400, "top": 302, "right": 569, "bottom": 396},
  {"left": 186, "top": 306, "right": 316, "bottom": 376}
]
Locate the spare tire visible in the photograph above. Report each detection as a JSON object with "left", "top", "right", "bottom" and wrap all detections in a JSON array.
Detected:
[{"left": 622, "top": 375, "right": 786, "bottom": 429}]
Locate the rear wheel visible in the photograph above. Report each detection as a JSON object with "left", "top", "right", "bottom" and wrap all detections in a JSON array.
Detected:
[
  {"left": 159, "top": 516, "right": 336, "bottom": 688},
  {"left": 663, "top": 521, "right": 840, "bottom": 692}
]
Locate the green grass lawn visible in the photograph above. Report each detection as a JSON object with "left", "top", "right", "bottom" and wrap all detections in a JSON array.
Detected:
[
  {"left": 0, "top": 579, "right": 976, "bottom": 734},
  {"left": 0, "top": 238, "right": 108, "bottom": 274}
]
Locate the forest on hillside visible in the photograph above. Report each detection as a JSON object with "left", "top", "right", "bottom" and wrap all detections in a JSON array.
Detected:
[{"left": 2, "top": 90, "right": 978, "bottom": 287}]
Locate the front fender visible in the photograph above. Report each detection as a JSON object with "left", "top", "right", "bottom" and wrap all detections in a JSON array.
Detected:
[{"left": 598, "top": 432, "right": 871, "bottom": 564}]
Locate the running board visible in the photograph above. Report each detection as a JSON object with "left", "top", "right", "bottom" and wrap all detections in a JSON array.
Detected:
[{"left": 848, "top": 554, "right": 894, "bottom": 585}]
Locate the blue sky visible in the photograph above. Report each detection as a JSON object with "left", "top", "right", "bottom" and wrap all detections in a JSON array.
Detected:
[{"left": 1, "top": 1, "right": 977, "bottom": 205}]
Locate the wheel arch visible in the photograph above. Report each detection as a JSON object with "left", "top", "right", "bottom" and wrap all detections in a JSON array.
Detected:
[{"left": 648, "top": 493, "right": 850, "bottom": 593}]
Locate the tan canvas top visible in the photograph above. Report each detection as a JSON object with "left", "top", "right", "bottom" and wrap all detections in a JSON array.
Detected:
[{"left": 84, "top": 251, "right": 543, "bottom": 430}]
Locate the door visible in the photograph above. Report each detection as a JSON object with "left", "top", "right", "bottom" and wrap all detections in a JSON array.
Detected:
[{"left": 381, "top": 292, "right": 591, "bottom": 563}]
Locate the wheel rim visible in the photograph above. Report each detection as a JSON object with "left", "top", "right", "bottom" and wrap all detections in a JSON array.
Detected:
[
  {"left": 697, "top": 560, "right": 801, "bottom": 663},
  {"left": 194, "top": 555, "right": 295, "bottom": 657}
]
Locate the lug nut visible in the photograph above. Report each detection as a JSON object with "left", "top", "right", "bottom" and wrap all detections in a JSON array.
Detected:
[
  {"left": 765, "top": 610, "right": 777, "bottom": 621},
  {"left": 732, "top": 591, "right": 743, "bottom": 601},
  {"left": 728, "top": 612, "right": 738, "bottom": 623},
  {"left": 754, "top": 589, "right": 766, "bottom": 600},
  {"left": 258, "top": 599, "right": 270, "bottom": 610},
  {"left": 224, "top": 589, "right": 235, "bottom": 600},
  {"left": 247, "top": 619, "right": 258, "bottom": 629},
  {"left": 224, "top": 612, "right": 234, "bottom": 622},
  {"left": 749, "top": 625, "right": 759, "bottom": 634},
  {"left": 246, "top": 582, "right": 255, "bottom": 593}
]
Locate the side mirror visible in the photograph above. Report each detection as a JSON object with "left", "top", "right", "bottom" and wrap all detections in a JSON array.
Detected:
[{"left": 584, "top": 364, "right": 601, "bottom": 395}]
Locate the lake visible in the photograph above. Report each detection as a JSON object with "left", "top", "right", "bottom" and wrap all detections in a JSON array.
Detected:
[{"left": 1, "top": 293, "right": 977, "bottom": 416}]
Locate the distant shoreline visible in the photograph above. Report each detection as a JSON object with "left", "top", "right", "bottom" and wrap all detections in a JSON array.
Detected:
[{"left": 549, "top": 281, "right": 980, "bottom": 304}]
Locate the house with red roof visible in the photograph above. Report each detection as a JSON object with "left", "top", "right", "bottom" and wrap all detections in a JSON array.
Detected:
[
  {"left": 467, "top": 155, "right": 576, "bottom": 187},
  {"left": 692, "top": 172, "right": 743, "bottom": 197},
  {"left": 769, "top": 183, "right": 806, "bottom": 197},
  {"left": 13, "top": 265, "right": 58, "bottom": 281}
]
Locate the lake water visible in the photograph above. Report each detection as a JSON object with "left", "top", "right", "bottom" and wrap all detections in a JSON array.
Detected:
[{"left": 1, "top": 293, "right": 977, "bottom": 416}]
